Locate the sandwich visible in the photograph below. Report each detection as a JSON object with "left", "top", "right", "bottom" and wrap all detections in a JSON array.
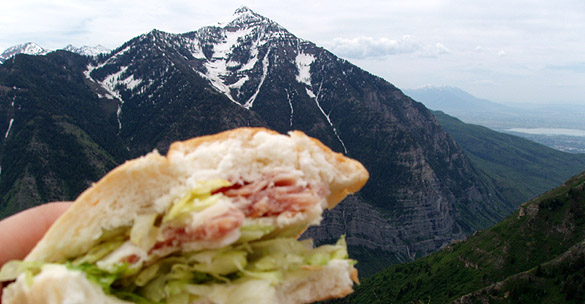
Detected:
[{"left": 0, "top": 128, "right": 368, "bottom": 304}]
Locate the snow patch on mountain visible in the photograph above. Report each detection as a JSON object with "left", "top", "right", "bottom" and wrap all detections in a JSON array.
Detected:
[
  {"left": 306, "top": 82, "right": 348, "bottom": 154},
  {"left": 285, "top": 89, "right": 294, "bottom": 127},
  {"left": 120, "top": 73, "right": 143, "bottom": 91},
  {"left": 193, "top": 21, "right": 275, "bottom": 108},
  {"left": 240, "top": 50, "right": 259, "bottom": 71},
  {"left": 83, "top": 45, "right": 136, "bottom": 99},
  {"left": 193, "top": 27, "right": 259, "bottom": 105},
  {"left": 188, "top": 42, "right": 206, "bottom": 60},
  {"left": 4, "top": 118, "right": 14, "bottom": 139},
  {"left": 188, "top": 6, "right": 295, "bottom": 108},
  {"left": 294, "top": 50, "right": 348, "bottom": 153},
  {"left": 295, "top": 52, "right": 315, "bottom": 86},
  {"left": 243, "top": 48, "right": 270, "bottom": 109},
  {"left": 226, "top": 6, "right": 275, "bottom": 29},
  {"left": 215, "top": 28, "right": 255, "bottom": 58},
  {"left": 84, "top": 46, "right": 146, "bottom": 131}
]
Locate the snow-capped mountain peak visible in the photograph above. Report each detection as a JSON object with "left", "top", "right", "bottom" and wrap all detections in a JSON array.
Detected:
[
  {"left": 6, "top": 42, "right": 48, "bottom": 56},
  {"left": 229, "top": 6, "right": 270, "bottom": 27},
  {"left": 0, "top": 42, "right": 50, "bottom": 63},
  {"left": 1, "top": 43, "right": 111, "bottom": 64},
  {"left": 62, "top": 44, "right": 110, "bottom": 56},
  {"left": 177, "top": 7, "right": 297, "bottom": 109},
  {"left": 225, "top": 6, "right": 287, "bottom": 33}
]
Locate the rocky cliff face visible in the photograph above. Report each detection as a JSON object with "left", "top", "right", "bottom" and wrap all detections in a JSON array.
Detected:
[{"left": 0, "top": 7, "right": 510, "bottom": 276}]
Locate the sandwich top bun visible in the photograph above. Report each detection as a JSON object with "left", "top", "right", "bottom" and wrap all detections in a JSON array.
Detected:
[{"left": 3, "top": 127, "right": 368, "bottom": 304}]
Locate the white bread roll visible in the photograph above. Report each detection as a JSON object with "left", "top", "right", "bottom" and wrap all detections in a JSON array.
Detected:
[{"left": 2, "top": 128, "right": 368, "bottom": 304}]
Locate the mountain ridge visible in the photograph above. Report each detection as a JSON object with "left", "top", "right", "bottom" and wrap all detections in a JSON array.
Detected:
[
  {"left": 335, "top": 170, "right": 585, "bottom": 303},
  {"left": 0, "top": 42, "right": 110, "bottom": 64}
]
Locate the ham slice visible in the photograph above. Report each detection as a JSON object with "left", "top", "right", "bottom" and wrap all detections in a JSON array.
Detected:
[
  {"left": 152, "top": 172, "right": 329, "bottom": 255},
  {"left": 216, "top": 171, "right": 329, "bottom": 217}
]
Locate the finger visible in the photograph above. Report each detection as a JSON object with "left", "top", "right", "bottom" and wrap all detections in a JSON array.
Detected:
[{"left": 0, "top": 202, "right": 72, "bottom": 266}]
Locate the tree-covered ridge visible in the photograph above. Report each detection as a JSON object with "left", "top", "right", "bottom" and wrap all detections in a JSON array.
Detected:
[
  {"left": 336, "top": 171, "right": 585, "bottom": 303},
  {"left": 0, "top": 52, "right": 128, "bottom": 217}
]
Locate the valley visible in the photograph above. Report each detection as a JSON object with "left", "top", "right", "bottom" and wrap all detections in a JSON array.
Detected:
[{"left": 405, "top": 86, "right": 585, "bottom": 154}]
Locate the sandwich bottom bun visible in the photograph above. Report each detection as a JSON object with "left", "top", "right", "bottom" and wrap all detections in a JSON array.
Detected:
[{"left": 3, "top": 260, "right": 358, "bottom": 304}]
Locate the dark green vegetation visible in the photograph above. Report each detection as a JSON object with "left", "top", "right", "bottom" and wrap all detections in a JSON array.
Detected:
[
  {"left": 335, "top": 170, "right": 585, "bottom": 303},
  {"left": 434, "top": 111, "right": 585, "bottom": 206},
  {"left": 0, "top": 52, "right": 129, "bottom": 217}
]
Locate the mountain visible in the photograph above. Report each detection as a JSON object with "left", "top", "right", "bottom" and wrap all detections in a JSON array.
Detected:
[
  {"left": 433, "top": 111, "right": 585, "bottom": 206},
  {"left": 0, "top": 43, "right": 110, "bottom": 64},
  {"left": 62, "top": 44, "right": 110, "bottom": 57},
  {"left": 404, "top": 85, "right": 510, "bottom": 114},
  {"left": 0, "top": 42, "right": 50, "bottom": 64},
  {"left": 335, "top": 170, "right": 585, "bottom": 303},
  {"left": 0, "top": 7, "right": 532, "bottom": 277}
]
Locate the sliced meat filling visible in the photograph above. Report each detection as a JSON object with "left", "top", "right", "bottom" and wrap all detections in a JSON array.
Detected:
[
  {"left": 155, "top": 208, "right": 245, "bottom": 250},
  {"left": 215, "top": 171, "right": 330, "bottom": 218},
  {"left": 151, "top": 172, "right": 329, "bottom": 256}
]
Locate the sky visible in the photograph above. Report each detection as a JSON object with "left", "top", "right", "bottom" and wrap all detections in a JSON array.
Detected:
[{"left": 1, "top": 0, "right": 585, "bottom": 105}]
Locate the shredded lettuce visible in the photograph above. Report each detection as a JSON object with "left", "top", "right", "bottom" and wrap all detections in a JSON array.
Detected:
[
  {"left": 238, "top": 223, "right": 275, "bottom": 242},
  {"left": 130, "top": 236, "right": 352, "bottom": 302},
  {"left": 163, "top": 179, "right": 232, "bottom": 224},
  {"left": 306, "top": 235, "right": 350, "bottom": 266},
  {"left": 190, "top": 250, "right": 247, "bottom": 276},
  {"left": 112, "top": 290, "right": 161, "bottom": 304},
  {"left": 67, "top": 262, "right": 120, "bottom": 293},
  {"left": 182, "top": 277, "right": 277, "bottom": 304},
  {"left": 131, "top": 213, "right": 159, "bottom": 250},
  {"left": 72, "top": 239, "right": 126, "bottom": 266},
  {"left": 0, "top": 235, "right": 353, "bottom": 304},
  {"left": 0, "top": 260, "right": 44, "bottom": 285},
  {"left": 66, "top": 262, "right": 159, "bottom": 303}
]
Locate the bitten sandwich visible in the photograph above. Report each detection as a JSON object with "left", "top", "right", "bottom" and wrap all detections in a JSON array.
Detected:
[{"left": 0, "top": 127, "right": 368, "bottom": 304}]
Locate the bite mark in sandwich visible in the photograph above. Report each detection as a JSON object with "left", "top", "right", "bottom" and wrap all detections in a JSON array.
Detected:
[{"left": 0, "top": 128, "right": 368, "bottom": 304}]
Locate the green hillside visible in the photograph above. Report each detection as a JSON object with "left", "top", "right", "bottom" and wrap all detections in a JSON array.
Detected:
[
  {"left": 335, "top": 170, "right": 585, "bottom": 303},
  {"left": 433, "top": 110, "right": 585, "bottom": 206}
]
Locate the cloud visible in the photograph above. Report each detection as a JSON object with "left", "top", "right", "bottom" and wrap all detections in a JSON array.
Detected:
[
  {"left": 474, "top": 46, "right": 506, "bottom": 57},
  {"left": 325, "top": 35, "right": 450, "bottom": 59}
]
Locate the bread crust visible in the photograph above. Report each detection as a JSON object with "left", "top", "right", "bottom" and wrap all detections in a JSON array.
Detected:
[{"left": 169, "top": 128, "right": 368, "bottom": 207}]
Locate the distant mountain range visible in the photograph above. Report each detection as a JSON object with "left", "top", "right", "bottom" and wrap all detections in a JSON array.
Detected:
[
  {"left": 0, "top": 42, "right": 110, "bottom": 63},
  {"left": 1, "top": 7, "right": 584, "bottom": 281},
  {"left": 336, "top": 169, "right": 585, "bottom": 303},
  {"left": 405, "top": 85, "right": 510, "bottom": 114},
  {"left": 405, "top": 85, "right": 585, "bottom": 153},
  {"left": 433, "top": 111, "right": 585, "bottom": 207}
]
